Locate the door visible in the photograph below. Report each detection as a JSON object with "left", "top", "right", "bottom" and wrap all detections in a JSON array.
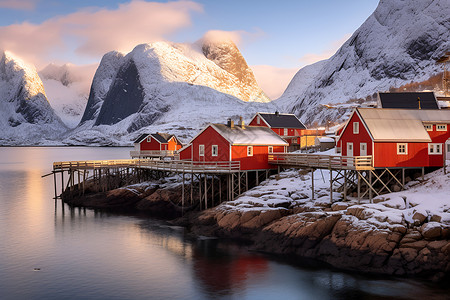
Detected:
[
  {"left": 347, "top": 142, "right": 353, "bottom": 156},
  {"left": 360, "top": 143, "right": 367, "bottom": 156},
  {"left": 346, "top": 142, "right": 353, "bottom": 166}
]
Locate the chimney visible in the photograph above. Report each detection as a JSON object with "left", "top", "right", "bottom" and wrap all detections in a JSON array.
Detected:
[
  {"left": 275, "top": 110, "right": 280, "bottom": 117},
  {"left": 238, "top": 116, "right": 245, "bottom": 129},
  {"left": 227, "top": 118, "right": 234, "bottom": 128},
  {"left": 418, "top": 97, "right": 421, "bottom": 110}
]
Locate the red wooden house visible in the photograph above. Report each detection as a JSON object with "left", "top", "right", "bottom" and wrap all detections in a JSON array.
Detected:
[
  {"left": 337, "top": 108, "right": 450, "bottom": 168},
  {"left": 179, "top": 120, "right": 288, "bottom": 170},
  {"left": 248, "top": 112, "right": 307, "bottom": 147},
  {"left": 131, "top": 133, "right": 182, "bottom": 158}
]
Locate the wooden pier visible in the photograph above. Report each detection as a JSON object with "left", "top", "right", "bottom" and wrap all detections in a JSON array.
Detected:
[
  {"left": 48, "top": 159, "right": 273, "bottom": 211},
  {"left": 268, "top": 153, "right": 415, "bottom": 202}
]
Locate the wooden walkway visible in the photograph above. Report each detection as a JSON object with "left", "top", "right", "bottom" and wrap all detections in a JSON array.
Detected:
[
  {"left": 268, "top": 153, "right": 373, "bottom": 170},
  {"left": 53, "top": 159, "right": 240, "bottom": 174}
]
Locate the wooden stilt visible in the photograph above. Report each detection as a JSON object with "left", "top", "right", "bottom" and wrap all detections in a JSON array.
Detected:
[
  {"left": 329, "top": 169, "right": 333, "bottom": 203},
  {"left": 357, "top": 171, "right": 361, "bottom": 204},
  {"left": 53, "top": 172, "right": 57, "bottom": 200},
  {"left": 311, "top": 168, "right": 314, "bottom": 200},
  {"left": 204, "top": 175, "right": 207, "bottom": 209},
  {"left": 343, "top": 170, "right": 347, "bottom": 201},
  {"left": 369, "top": 171, "right": 373, "bottom": 203}
]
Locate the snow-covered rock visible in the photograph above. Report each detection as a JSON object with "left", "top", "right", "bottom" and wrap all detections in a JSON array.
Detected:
[
  {"left": 69, "top": 38, "right": 275, "bottom": 145},
  {"left": 39, "top": 63, "right": 96, "bottom": 128},
  {"left": 277, "top": 0, "right": 450, "bottom": 125},
  {"left": 0, "top": 51, "right": 66, "bottom": 145}
]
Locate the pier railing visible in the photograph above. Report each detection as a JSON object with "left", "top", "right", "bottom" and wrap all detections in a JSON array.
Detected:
[
  {"left": 53, "top": 159, "right": 240, "bottom": 173},
  {"left": 129, "top": 150, "right": 178, "bottom": 158},
  {"left": 268, "top": 153, "right": 373, "bottom": 170}
]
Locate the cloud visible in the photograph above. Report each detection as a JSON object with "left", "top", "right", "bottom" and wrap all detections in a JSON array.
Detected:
[
  {"left": 201, "top": 29, "right": 265, "bottom": 48},
  {"left": 251, "top": 65, "right": 298, "bottom": 100},
  {"left": 298, "top": 34, "right": 351, "bottom": 66},
  {"left": 0, "top": 0, "right": 203, "bottom": 67},
  {"left": 0, "top": 0, "right": 37, "bottom": 10}
]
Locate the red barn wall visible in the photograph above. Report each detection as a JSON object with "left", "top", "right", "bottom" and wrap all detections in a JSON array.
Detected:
[
  {"left": 248, "top": 116, "right": 269, "bottom": 127},
  {"left": 189, "top": 126, "right": 230, "bottom": 162},
  {"left": 338, "top": 112, "right": 373, "bottom": 156},
  {"left": 179, "top": 145, "right": 192, "bottom": 160},
  {"left": 372, "top": 142, "right": 439, "bottom": 168},
  {"left": 231, "top": 145, "right": 284, "bottom": 170},
  {"left": 140, "top": 137, "right": 161, "bottom": 151}
]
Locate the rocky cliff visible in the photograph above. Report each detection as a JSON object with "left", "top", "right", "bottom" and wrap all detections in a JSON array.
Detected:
[
  {"left": 277, "top": 0, "right": 450, "bottom": 125},
  {"left": 0, "top": 51, "right": 66, "bottom": 145}
]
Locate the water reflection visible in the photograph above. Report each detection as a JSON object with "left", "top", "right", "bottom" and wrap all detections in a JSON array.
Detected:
[{"left": 0, "top": 147, "right": 448, "bottom": 300}]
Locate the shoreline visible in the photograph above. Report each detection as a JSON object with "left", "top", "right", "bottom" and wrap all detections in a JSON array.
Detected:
[{"left": 63, "top": 170, "right": 450, "bottom": 282}]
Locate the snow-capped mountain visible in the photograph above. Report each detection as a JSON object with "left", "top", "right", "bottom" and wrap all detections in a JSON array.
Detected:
[
  {"left": 70, "top": 38, "right": 274, "bottom": 145},
  {"left": 0, "top": 51, "right": 66, "bottom": 145},
  {"left": 277, "top": 0, "right": 450, "bottom": 125},
  {"left": 39, "top": 63, "right": 96, "bottom": 128}
]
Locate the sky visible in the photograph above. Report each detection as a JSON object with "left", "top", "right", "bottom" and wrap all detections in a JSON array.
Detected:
[{"left": 0, "top": 0, "right": 379, "bottom": 99}]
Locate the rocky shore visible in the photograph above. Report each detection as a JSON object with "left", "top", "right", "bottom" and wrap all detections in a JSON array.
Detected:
[{"left": 64, "top": 169, "right": 450, "bottom": 281}]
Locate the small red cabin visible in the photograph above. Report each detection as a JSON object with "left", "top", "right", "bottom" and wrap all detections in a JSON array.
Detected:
[
  {"left": 337, "top": 108, "right": 450, "bottom": 168},
  {"left": 179, "top": 120, "right": 288, "bottom": 171},
  {"left": 248, "top": 112, "right": 306, "bottom": 142},
  {"left": 131, "top": 133, "right": 182, "bottom": 158}
]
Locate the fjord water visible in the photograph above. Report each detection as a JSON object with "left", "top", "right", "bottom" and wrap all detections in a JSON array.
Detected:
[{"left": 0, "top": 147, "right": 447, "bottom": 300}]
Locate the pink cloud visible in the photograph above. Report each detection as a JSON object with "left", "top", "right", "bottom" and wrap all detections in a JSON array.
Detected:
[
  {"left": 201, "top": 29, "right": 265, "bottom": 48},
  {"left": 0, "top": 0, "right": 202, "bottom": 67},
  {"left": 251, "top": 65, "right": 298, "bottom": 99},
  {"left": 0, "top": 0, "right": 37, "bottom": 10}
]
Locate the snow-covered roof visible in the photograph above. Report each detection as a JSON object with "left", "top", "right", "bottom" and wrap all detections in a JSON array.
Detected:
[
  {"left": 316, "top": 137, "right": 335, "bottom": 143},
  {"left": 211, "top": 124, "right": 288, "bottom": 146},
  {"left": 255, "top": 112, "right": 306, "bottom": 129},
  {"left": 356, "top": 108, "right": 450, "bottom": 142}
]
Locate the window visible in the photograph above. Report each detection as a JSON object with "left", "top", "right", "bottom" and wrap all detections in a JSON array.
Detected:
[
  {"left": 268, "top": 146, "right": 273, "bottom": 154},
  {"left": 284, "top": 128, "right": 288, "bottom": 136},
  {"left": 353, "top": 122, "right": 359, "bottom": 134},
  {"left": 424, "top": 124, "right": 433, "bottom": 131},
  {"left": 211, "top": 145, "right": 218, "bottom": 156},
  {"left": 397, "top": 143, "right": 407, "bottom": 155},
  {"left": 199, "top": 144, "right": 205, "bottom": 157},
  {"left": 147, "top": 137, "right": 152, "bottom": 142},
  {"left": 428, "top": 143, "right": 442, "bottom": 155},
  {"left": 256, "top": 116, "right": 260, "bottom": 125},
  {"left": 247, "top": 146, "right": 253, "bottom": 156},
  {"left": 437, "top": 124, "right": 447, "bottom": 131}
]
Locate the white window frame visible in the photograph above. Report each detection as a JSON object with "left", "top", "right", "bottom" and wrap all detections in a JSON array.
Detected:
[
  {"left": 199, "top": 144, "right": 205, "bottom": 157},
  {"left": 436, "top": 124, "right": 447, "bottom": 131},
  {"left": 211, "top": 145, "right": 218, "bottom": 157},
  {"left": 424, "top": 124, "right": 433, "bottom": 131},
  {"left": 283, "top": 128, "right": 288, "bottom": 136},
  {"left": 428, "top": 143, "right": 442, "bottom": 155},
  {"left": 256, "top": 116, "right": 260, "bottom": 125},
  {"left": 268, "top": 146, "right": 273, "bottom": 154},
  {"left": 397, "top": 143, "right": 407, "bottom": 155},
  {"left": 353, "top": 122, "right": 359, "bottom": 134},
  {"left": 247, "top": 146, "right": 253, "bottom": 157},
  {"left": 147, "top": 137, "right": 152, "bottom": 142}
]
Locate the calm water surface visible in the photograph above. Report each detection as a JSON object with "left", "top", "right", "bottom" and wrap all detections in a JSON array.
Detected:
[{"left": 0, "top": 147, "right": 448, "bottom": 300}]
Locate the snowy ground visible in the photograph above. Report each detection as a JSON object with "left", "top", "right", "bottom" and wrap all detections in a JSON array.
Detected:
[{"left": 220, "top": 161, "right": 450, "bottom": 233}]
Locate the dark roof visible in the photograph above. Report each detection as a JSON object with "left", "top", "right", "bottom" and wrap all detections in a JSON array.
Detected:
[
  {"left": 133, "top": 132, "right": 177, "bottom": 144},
  {"left": 134, "top": 134, "right": 149, "bottom": 144},
  {"left": 151, "top": 133, "right": 174, "bottom": 144},
  {"left": 378, "top": 92, "right": 439, "bottom": 109},
  {"left": 258, "top": 113, "right": 306, "bottom": 129}
]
